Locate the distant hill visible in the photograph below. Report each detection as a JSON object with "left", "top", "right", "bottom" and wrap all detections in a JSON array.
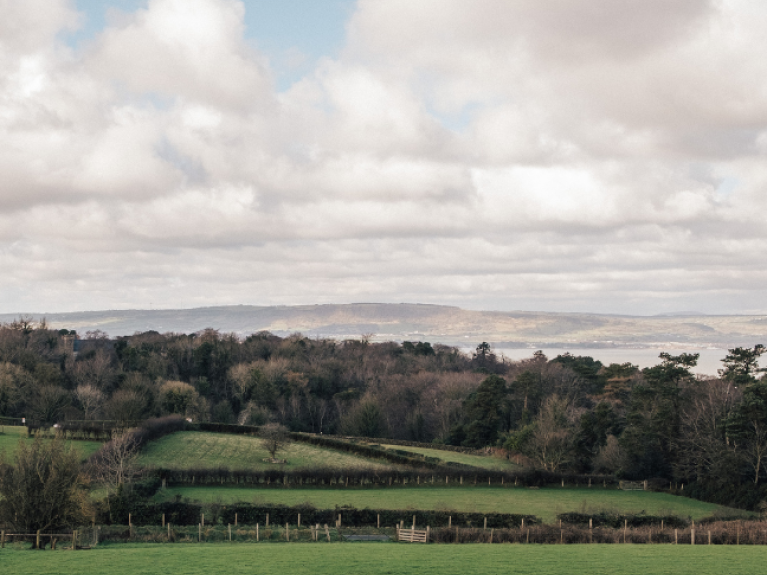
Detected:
[{"left": 2, "top": 303, "right": 766, "bottom": 349}]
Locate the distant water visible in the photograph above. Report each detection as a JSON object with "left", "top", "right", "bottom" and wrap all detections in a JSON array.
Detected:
[{"left": 461, "top": 347, "right": 730, "bottom": 376}]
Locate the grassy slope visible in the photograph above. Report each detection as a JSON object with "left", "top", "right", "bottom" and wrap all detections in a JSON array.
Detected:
[
  {"left": 377, "top": 444, "right": 520, "bottom": 471},
  {"left": 0, "top": 425, "right": 102, "bottom": 461},
  {"left": 138, "top": 431, "right": 391, "bottom": 471},
  {"left": 155, "top": 486, "right": 727, "bottom": 523},
  {"left": 2, "top": 544, "right": 765, "bottom": 575}
]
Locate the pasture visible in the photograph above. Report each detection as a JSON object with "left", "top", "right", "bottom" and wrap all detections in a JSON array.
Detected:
[
  {"left": 377, "top": 443, "right": 520, "bottom": 471},
  {"left": 138, "top": 431, "right": 391, "bottom": 470},
  {"left": 155, "top": 486, "right": 728, "bottom": 523},
  {"left": 1, "top": 543, "right": 766, "bottom": 575},
  {"left": 0, "top": 425, "right": 102, "bottom": 461}
]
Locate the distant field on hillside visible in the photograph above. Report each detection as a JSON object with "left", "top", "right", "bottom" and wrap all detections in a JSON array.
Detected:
[
  {"left": 138, "top": 431, "right": 391, "bottom": 470},
  {"left": 3, "top": 543, "right": 765, "bottom": 575},
  {"left": 377, "top": 444, "right": 520, "bottom": 471},
  {"left": 155, "top": 486, "right": 729, "bottom": 524},
  {"left": 0, "top": 425, "right": 102, "bottom": 461}
]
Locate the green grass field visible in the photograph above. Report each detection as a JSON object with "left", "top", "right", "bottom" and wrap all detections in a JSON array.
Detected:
[
  {"left": 138, "top": 431, "right": 391, "bottom": 471},
  {"left": 2, "top": 543, "right": 766, "bottom": 575},
  {"left": 155, "top": 486, "right": 728, "bottom": 523},
  {"left": 378, "top": 444, "right": 520, "bottom": 471},
  {"left": 0, "top": 425, "right": 102, "bottom": 461}
]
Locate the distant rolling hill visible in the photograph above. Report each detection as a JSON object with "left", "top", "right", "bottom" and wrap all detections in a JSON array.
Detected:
[{"left": 2, "top": 303, "right": 766, "bottom": 349}]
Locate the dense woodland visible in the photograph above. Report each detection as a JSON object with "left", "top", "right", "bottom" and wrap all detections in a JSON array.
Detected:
[{"left": 1, "top": 318, "right": 767, "bottom": 508}]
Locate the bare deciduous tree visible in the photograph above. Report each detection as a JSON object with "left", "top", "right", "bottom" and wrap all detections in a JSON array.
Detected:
[
  {"left": 259, "top": 422, "right": 290, "bottom": 460},
  {"left": 75, "top": 384, "right": 105, "bottom": 420},
  {"left": 0, "top": 436, "right": 91, "bottom": 542},
  {"left": 88, "top": 432, "right": 141, "bottom": 497},
  {"left": 526, "top": 395, "right": 578, "bottom": 472}
]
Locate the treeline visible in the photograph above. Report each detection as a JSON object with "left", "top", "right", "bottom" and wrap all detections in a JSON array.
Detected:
[{"left": 2, "top": 318, "right": 767, "bottom": 508}]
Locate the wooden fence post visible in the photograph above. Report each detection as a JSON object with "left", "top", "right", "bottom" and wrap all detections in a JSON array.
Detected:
[
  {"left": 427, "top": 526, "right": 431, "bottom": 543},
  {"left": 737, "top": 525, "right": 740, "bottom": 545},
  {"left": 168, "top": 523, "right": 171, "bottom": 540},
  {"left": 377, "top": 514, "right": 380, "bottom": 529},
  {"left": 256, "top": 523, "right": 259, "bottom": 542},
  {"left": 199, "top": 524, "right": 202, "bottom": 543},
  {"left": 325, "top": 524, "right": 330, "bottom": 542},
  {"left": 675, "top": 529, "right": 678, "bottom": 544},
  {"left": 484, "top": 517, "right": 487, "bottom": 530},
  {"left": 708, "top": 530, "right": 711, "bottom": 545},
  {"left": 1, "top": 529, "right": 5, "bottom": 548},
  {"left": 285, "top": 523, "right": 289, "bottom": 541},
  {"left": 691, "top": 528, "right": 695, "bottom": 545},
  {"left": 449, "top": 516, "right": 452, "bottom": 528},
  {"left": 266, "top": 513, "right": 269, "bottom": 527},
  {"left": 298, "top": 513, "right": 301, "bottom": 527},
  {"left": 413, "top": 515, "right": 416, "bottom": 530},
  {"left": 72, "top": 530, "right": 77, "bottom": 551},
  {"left": 490, "top": 528, "right": 494, "bottom": 543},
  {"left": 36, "top": 530, "right": 41, "bottom": 550},
  {"left": 521, "top": 518, "right": 525, "bottom": 529},
  {"left": 624, "top": 520, "right": 627, "bottom": 543},
  {"left": 162, "top": 513, "right": 165, "bottom": 527},
  {"left": 229, "top": 524, "right": 232, "bottom": 542}
]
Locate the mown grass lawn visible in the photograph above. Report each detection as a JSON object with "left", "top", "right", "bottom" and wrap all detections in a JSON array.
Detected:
[
  {"left": 2, "top": 543, "right": 766, "bottom": 575},
  {"left": 155, "top": 486, "right": 729, "bottom": 523},
  {"left": 0, "top": 425, "right": 102, "bottom": 461},
  {"left": 377, "top": 444, "right": 520, "bottom": 471},
  {"left": 138, "top": 431, "right": 392, "bottom": 471}
]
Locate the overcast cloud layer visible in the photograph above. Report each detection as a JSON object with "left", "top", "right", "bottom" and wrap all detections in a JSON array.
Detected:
[{"left": 2, "top": 0, "right": 767, "bottom": 315}]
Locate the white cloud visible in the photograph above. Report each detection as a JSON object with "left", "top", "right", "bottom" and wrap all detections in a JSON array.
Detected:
[{"left": 0, "top": 0, "right": 766, "bottom": 315}]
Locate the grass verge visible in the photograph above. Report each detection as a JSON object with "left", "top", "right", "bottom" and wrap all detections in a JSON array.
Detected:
[
  {"left": 0, "top": 425, "right": 102, "bottom": 461},
  {"left": 2, "top": 543, "right": 766, "bottom": 575},
  {"left": 138, "top": 431, "right": 392, "bottom": 471},
  {"left": 155, "top": 486, "right": 728, "bottom": 524},
  {"left": 377, "top": 444, "right": 520, "bottom": 471}
]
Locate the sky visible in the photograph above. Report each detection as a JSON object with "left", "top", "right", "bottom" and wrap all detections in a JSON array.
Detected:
[{"left": 2, "top": 0, "right": 767, "bottom": 316}]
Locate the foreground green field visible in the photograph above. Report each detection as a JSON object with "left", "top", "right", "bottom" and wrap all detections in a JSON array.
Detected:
[
  {"left": 138, "top": 431, "right": 390, "bottom": 470},
  {"left": 156, "top": 486, "right": 728, "bottom": 523},
  {"left": 378, "top": 443, "right": 520, "bottom": 471},
  {"left": 0, "top": 426, "right": 102, "bottom": 461},
  {"left": 2, "top": 543, "right": 766, "bottom": 575}
]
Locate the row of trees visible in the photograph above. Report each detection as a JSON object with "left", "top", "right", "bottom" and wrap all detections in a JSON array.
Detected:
[{"left": 1, "top": 318, "right": 767, "bottom": 506}]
